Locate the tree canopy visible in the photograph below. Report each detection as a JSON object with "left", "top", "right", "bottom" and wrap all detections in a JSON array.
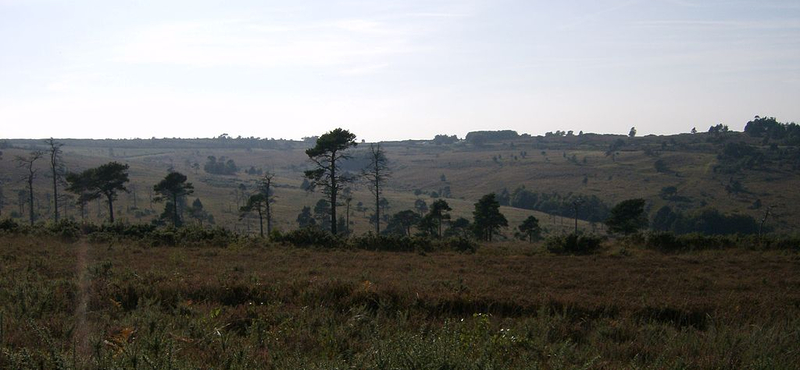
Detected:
[
  {"left": 605, "top": 198, "right": 648, "bottom": 235},
  {"left": 304, "top": 128, "right": 357, "bottom": 234},
  {"left": 66, "top": 162, "right": 130, "bottom": 223},
  {"left": 472, "top": 193, "right": 508, "bottom": 242},
  {"left": 153, "top": 172, "right": 194, "bottom": 227},
  {"left": 517, "top": 215, "right": 542, "bottom": 242}
]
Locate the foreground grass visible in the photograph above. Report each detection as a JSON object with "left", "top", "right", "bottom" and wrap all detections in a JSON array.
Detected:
[{"left": 1, "top": 236, "right": 799, "bottom": 369}]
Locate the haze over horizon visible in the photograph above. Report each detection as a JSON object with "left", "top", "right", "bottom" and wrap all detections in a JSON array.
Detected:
[{"left": 1, "top": 0, "right": 798, "bottom": 142}]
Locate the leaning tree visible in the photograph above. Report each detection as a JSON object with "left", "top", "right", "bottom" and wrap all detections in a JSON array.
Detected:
[
  {"left": 240, "top": 193, "right": 269, "bottom": 237},
  {"left": 16, "top": 150, "right": 43, "bottom": 226}
]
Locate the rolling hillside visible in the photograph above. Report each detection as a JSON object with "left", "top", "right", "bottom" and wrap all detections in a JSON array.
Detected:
[{"left": 1, "top": 123, "right": 798, "bottom": 236}]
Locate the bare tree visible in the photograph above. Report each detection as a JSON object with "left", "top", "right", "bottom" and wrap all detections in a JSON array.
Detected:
[
  {"left": 257, "top": 172, "right": 276, "bottom": 235},
  {"left": 342, "top": 187, "right": 353, "bottom": 235},
  {"left": 16, "top": 150, "right": 43, "bottom": 225},
  {"left": 44, "top": 138, "right": 65, "bottom": 222},
  {"left": 362, "top": 143, "right": 390, "bottom": 234}
]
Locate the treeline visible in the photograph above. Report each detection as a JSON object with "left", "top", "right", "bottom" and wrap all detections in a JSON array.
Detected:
[
  {"left": 0, "top": 218, "right": 479, "bottom": 253},
  {"left": 744, "top": 115, "right": 800, "bottom": 144},
  {"left": 3, "top": 136, "right": 299, "bottom": 151},
  {"left": 496, "top": 187, "right": 611, "bottom": 223},
  {"left": 652, "top": 206, "right": 760, "bottom": 235}
]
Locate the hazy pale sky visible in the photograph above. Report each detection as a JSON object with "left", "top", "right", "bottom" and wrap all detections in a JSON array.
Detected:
[{"left": 1, "top": 0, "right": 798, "bottom": 141}]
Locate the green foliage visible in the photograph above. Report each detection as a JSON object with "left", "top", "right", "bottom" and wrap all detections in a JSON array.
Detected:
[
  {"left": 435, "top": 236, "right": 478, "bottom": 253},
  {"left": 45, "top": 219, "right": 82, "bottom": 242},
  {"left": 506, "top": 186, "right": 610, "bottom": 222},
  {"left": 432, "top": 134, "right": 459, "bottom": 145},
  {"left": 304, "top": 128, "right": 358, "bottom": 235},
  {"left": 606, "top": 198, "right": 648, "bottom": 235},
  {"left": 643, "top": 231, "right": 800, "bottom": 252},
  {"left": 472, "top": 193, "right": 507, "bottom": 242},
  {"left": 744, "top": 115, "right": 800, "bottom": 144},
  {"left": 296, "top": 206, "right": 316, "bottom": 229},
  {"left": 464, "top": 130, "right": 518, "bottom": 145},
  {"left": 203, "top": 155, "right": 238, "bottom": 175},
  {"left": 153, "top": 171, "right": 194, "bottom": 227},
  {"left": 384, "top": 210, "right": 421, "bottom": 237},
  {"left": 276, "top": 227, "right": 342, "bottom": 249},
  {"left": 0, "top": 218, "right": 19, "bottom": 233},
  {"left": 545, "top": 233, "right": 604, "bottom": 255},
  {"left": 443, "top": 217, "right": 471, "bottom": 238},
  {"left": 516, "top": 215, "right": 542, "bottom": 242},
  {"left": 349, "top": 233, "right": 425, "bottom": 252},
  {"left": 65, "top": 161, "right": 130, "bottom": 223},
  {"left": 426, "top": 199, "right": 452, "bottom": 238},
  {"left": 652, "top": 207, "right": 759, "bottom": 235}
]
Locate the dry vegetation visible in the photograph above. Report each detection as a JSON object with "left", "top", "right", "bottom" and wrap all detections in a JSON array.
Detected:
[{"left": 1, "top": 234, "right": 798, "bottom": 369}]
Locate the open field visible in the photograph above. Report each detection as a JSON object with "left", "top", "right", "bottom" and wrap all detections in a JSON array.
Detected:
[{"left": 1, "top": 235, "right": 798, "bottom": 368}]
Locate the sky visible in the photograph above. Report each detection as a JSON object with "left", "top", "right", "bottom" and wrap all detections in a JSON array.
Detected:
[{"left": 1, "top": 0, "right": 799, "bottom": 141}]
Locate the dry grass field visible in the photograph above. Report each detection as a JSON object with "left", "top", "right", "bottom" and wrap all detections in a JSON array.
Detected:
[{"left": 1, "top": 234, "right": 798, "bottom": 369}]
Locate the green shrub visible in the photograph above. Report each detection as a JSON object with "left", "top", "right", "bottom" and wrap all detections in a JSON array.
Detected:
[
  {"left": 46, "top": 219, "right": 82, "bottom": 242},
  {"left": 277, "top": 227, "right": 342, "bottom": 248},
  {"left": 645, "top": 231, "right": 684, "bottom": 252},
  {"left": 349, "top": 234, "right": 432, "bottom": 252},
  {"left": 645, "top": 232, "right": 740, "bottom": 252},
  {"left": 435, "top": 237, "right": 478, "bottom": 253},
  {"left": 546, "top": 233, "right": 604, "bottom": 255},
  {"left": 0, "top": 218, "right": 20, "bottom": 233}
]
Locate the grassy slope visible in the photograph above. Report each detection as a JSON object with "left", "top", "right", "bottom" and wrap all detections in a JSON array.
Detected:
[{"left": 0, "top": 130, "right": 797, "bottom": 234}]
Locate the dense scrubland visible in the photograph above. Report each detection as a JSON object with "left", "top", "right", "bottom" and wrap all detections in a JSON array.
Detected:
[
  {"left": 0, "top": 229, "right": 799, "bottom": 369},
  {"left": 1, "top": 116, "right": 800, "bottom": 368}
]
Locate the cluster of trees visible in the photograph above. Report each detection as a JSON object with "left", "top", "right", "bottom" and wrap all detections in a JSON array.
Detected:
[
  {"left": 744, "top": 116, "right": 800, "bottom": 144},
  {"left": 464, "top": 130, "right": 519, "bottom": 146},
  {"left": 652, "top": 206, "right": 759, "bottom": 235},
  {"left": 203, "top": 155, "right": 238, "bottom": 175},
  {"left": 432, "top": 134, "right": 459, "bottom": 145},
  {"left": 714, "top": 142, "right": 764, "bottom": 174},
  {"left": 497, "top": 187, "right": 610, "bottom": 223}
]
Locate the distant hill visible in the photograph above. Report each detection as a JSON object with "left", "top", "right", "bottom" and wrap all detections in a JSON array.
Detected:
[{"left": 1, "top": 116, "right": 798, "bottom": 235}]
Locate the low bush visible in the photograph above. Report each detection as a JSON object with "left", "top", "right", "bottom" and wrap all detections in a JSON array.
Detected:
[
  {"left": 434, "top": 236, "right": 478, "bottom": 253},
  {"left": 645, "top": 231, "right": 800, "bottom": 252},
  {"left": 0, "top": 218, "right": 20, "bottom": 234},
  {"left": 350, "top": 233, "right": 421, "bottom": 252},
  {"left": 276, "top": 227, "right": 343, "bottom": 249},
  {"left": 46, "top": 219, "right": 82, "bottom": 242},
  {"left": 546, "top": 233, "right": 604, "bottom": 255}
]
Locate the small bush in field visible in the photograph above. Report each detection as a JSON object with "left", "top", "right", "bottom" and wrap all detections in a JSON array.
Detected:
[
  {"left": 436, "top": 237, "right": 478, "bottom": 253},
  {"left": 645, "top": 232, "right": 743, "bottom": 252},
  {"left": 645, "top": 231, "right": 684, "bottom": 252},
  {"left": 0, "top": 218, "right": 20, "bottom": 233},
  {"left": 350, "top": 234, "right": 418, "bottom": 252},
  {"left": 546, "top": 233, "right": 604, "bottom": 255},
  {"left": 277, "top": 227, "right": 342, "bottom": 248},
  {"left": 46, "top": 219, "right": 82, "bottom": 242}
]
